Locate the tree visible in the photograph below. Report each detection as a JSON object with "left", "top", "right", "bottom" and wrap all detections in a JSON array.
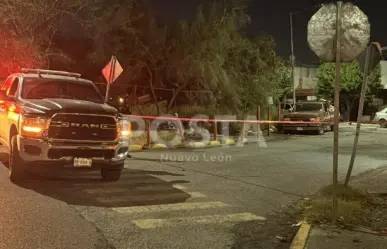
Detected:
[
  {"left": 316, "top": 61, "right": 382, "bottom": 121},
  {"left": 0, "top": 0, "right": 102, "bottom": 76},
  {"left": 82, "top": 0, "right": 283, "bottom": 117},
  {"left": 271, "top": 57, "right": 291, "bottom": 104}
]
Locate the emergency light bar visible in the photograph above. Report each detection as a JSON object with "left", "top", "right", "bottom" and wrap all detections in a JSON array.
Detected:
[{"left": 21, "top": 68, "right": 81, "bottom": 78}]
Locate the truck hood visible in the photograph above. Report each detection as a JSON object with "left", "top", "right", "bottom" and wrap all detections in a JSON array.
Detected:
[
  {"left": 19, "top": 98, "right": 118, "bottom": 116},
  {"left": 284, "top": 111, "right": 322, "bottom": 118}
]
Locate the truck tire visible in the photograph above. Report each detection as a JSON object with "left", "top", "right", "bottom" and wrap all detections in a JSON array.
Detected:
[
  {"left": 101, "top": 167, "right": 123, "bottom": 181},
  {"left": 9, "top": 136, "right": 26, "bottom": 182}
]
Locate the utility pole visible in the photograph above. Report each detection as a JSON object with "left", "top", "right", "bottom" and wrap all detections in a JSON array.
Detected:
[
  {"left": 290, "top": 12, "right": 296, "bottom": 109},
  {"left": 289, "top": 4, "right": 321, "bottom": 110},
  {"left": 332, "top": 1, "right": 342, "bottom": 225}
]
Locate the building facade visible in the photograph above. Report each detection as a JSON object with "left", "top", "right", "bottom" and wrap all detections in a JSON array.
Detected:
[{"left": 287, "top": 65, "right": 319, "bottom": 101}]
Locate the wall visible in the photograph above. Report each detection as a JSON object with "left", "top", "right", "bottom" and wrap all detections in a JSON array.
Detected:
[
  {"left": 380, "top": 61, "right": 387, "bottom": 89},
  {"left": 293, "top": 66, "right": 318, "bottom": 90}
]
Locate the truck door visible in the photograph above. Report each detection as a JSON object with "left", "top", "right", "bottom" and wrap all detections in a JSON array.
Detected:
[
  {"left": 1, "top": 77, "right": 20, "bottom": 146},
  {"left": 0, "top": 77, "right": 14, "bottom": 144}
]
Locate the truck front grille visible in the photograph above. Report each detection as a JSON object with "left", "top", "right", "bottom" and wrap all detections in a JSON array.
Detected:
[
  {"left": 48, "top": 148, "right": 115, "bottom": 159},
  {"left": 48, "top": 114, "right": 117, "bottom": 141}
]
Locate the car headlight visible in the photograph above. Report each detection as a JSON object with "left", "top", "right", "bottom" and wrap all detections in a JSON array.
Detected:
[
  {"left": 20, "top": 116, "right": 50, "bottom": 137},
  {"left": 117, "top": 119, "right": 131, "bottom": 138}
]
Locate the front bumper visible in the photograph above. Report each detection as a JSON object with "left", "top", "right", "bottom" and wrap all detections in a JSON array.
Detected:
[
  {"left": 283, "top": 123, "right": 322, "bottom": 131},
  {"left": 17, "top": 135, "right": 129, "bottom": 168}
]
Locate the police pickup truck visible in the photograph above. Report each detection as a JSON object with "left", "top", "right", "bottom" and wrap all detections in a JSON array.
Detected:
[{"left": 0, "top": 69, "right": 130, "bottom": 182}]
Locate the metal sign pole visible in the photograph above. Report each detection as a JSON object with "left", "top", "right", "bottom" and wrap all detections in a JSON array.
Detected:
[
  {"left": 345, "top": 45, "right": 371, "bottom": 185},
  {"left": 290, "top": 12, "right": 296, "bottom": 109},
  {"left": 332, "top": 1, "right": 342, "bottom": 225},
  {"left": 105, "top": 56, "right": 116, "bottom": 103}
]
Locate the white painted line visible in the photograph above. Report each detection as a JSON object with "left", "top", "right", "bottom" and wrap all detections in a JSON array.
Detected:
[
  {"left": 188, "top": 192, "right": 206, "bottom": 198},
  {"left": 172, "top": 184, "right": 186, "bottom": 190},
  {"left": 96, "top": 192, "right": 206, "bottom": 203},
  {"left": 82, "top": 188, "right": 126, "bottom": 194},
  {"left": 132, "top": 212, "right": 266, "bottom": 229},
  {"left": 81, "top": 184, "right": 187, "bottom": 194},
  {"left": 112, "top": 201, "right": 228, "bottom": 214}
]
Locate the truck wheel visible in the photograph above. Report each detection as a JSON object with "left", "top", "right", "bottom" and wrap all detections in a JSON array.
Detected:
[
  {"left": 101, "top": 167, "right": 123, "bottom": 181},
  {"left": 9, "top": 136, "right": 26, "bottom": 182}
]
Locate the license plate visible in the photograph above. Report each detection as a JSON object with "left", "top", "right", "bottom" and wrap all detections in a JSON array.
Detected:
[
  {"left": 74, "top": 158, "right": 92, "bottom": 167},
  {"left": 297, "top": 127, "right": 303, "bottom": 131}
]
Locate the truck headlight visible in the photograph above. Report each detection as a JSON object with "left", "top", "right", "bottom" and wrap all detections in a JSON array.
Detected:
[
  {"left": 117, "top": 119, "right": 131, "bottom": 138},
  {"left": 20, "top": 116, "right": 50, "bottom": 137}
]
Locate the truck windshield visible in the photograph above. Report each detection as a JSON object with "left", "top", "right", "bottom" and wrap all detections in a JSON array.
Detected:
[
  {"left": 295, "top": 103, "right": 322, "bottom": 112},
  {"left": 21, "top": 78, "right": 104, "bottom": 103}
]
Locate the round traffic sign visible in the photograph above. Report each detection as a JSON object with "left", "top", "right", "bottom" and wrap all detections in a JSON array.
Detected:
[{"left": 307, "top": 2, "right": 370, "bottom": 62}]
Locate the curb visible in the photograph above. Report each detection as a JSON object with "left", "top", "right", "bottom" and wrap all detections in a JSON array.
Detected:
[
  {"left": 128, "top": 136, "right": 282, "bottom": 152},
  {"left": 289, "top": 222, "right": 311, "bottom": 249}
]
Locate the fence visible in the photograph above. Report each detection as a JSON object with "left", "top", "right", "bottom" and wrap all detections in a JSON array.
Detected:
[
  {"left": 123, "top": 104, "right": 386, "bottom": 148},
  {"left": 125, "top": 105, "right": 287, "bottom": 147}
]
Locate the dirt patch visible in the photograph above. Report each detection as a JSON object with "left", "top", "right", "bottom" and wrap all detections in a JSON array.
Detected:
[
  {"left": 294, "top": 184, "right": 387, "bottom": 231},
  {"left": 231, "top": 206, "right": 301, "bottom": 249}
]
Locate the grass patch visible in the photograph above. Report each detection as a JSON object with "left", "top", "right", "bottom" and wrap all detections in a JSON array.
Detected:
[{"left": 296, "top": 184, "right": 375, "bottom": 228}]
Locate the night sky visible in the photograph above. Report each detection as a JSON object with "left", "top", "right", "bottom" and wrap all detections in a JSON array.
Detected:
[{"left": 148, "top": 0, "right": 387, "bottom": 65}]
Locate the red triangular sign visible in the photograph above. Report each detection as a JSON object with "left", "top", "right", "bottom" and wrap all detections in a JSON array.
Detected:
[{"left": 102, "top": 56, "right": 123, "bottom": 84}]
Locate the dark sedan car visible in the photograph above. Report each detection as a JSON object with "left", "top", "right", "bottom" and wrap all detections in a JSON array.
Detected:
[{"left": 282, "top": 101, "right": 334, "bottom": 135}]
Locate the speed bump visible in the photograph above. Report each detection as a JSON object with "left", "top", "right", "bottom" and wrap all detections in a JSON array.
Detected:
[{"left": 129, "top": 144, "right": 143, "bottom": 152}]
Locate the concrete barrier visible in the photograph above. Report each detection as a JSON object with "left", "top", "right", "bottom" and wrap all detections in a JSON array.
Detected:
[
  {"left": 224, "top": 138, "right": 235, "bottom": 145},
  {"left": 209, "top": 140, "right": 221, "bottom": 146},
  {"left": 151, "top": 144, "right": 168, "bottom": 149},
  {"left": 129, "top": 144, "right": 143, "bottom": 152},
  {"left": 192, "top": 142, "right": 206, "bottom": 148}
]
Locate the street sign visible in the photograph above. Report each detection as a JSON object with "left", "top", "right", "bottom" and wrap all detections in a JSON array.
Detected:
[
  {"left": 307, "top": 2, "right": 370, "bottom": 62},
  {"left": 102, "top": 56, "right": 123, "bottom": 84},
  {"left": 102, "top": 56, "right": 123, "bottom": 102},
  {"left": 357, "top": 42, "right": 384, "bottom": 73}
]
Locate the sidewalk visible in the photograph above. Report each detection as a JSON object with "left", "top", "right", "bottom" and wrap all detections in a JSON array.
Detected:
[
  {"left": 292, "top": 167, "right": 387, "bottom": 249},
  {"left": 305, "top": 226, "right": 387, "bottom": 249},
  {"left": 339, "top": 122, "right": 379, "bottom": 132}
]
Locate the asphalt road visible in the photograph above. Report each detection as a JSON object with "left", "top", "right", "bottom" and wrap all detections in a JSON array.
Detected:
[{"left": 1, "top": 131, "right": 387, "bottom": 249}]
